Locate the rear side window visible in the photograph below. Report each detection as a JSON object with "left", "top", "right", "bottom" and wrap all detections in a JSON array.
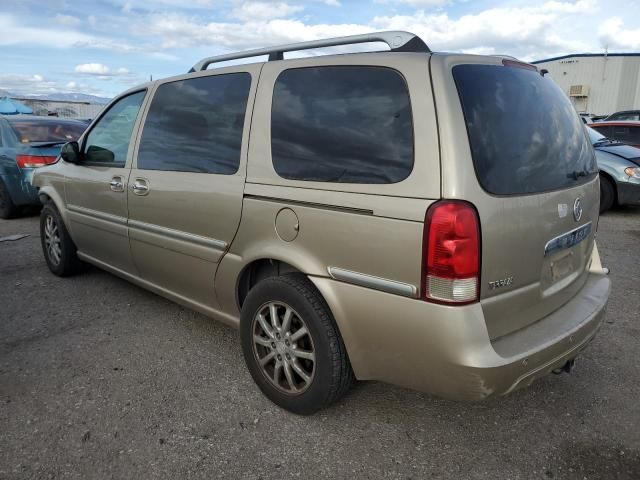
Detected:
[
  {"left": 453, "top": 64, "right": 597, "bottom": 195},
  {"left": 271, "top": 66, "right": 413, "bottom": 184},
  {"left": 138, "top": 73, "right": 251, "bottom": 174}
]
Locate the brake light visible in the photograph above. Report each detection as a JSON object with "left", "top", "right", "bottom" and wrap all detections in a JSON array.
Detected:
[
  {"left": 16, "top": 155, "right": 58, "bottom": 169},
  {"left": 502, "top": 58, "right": 538, "bottom": 71},
  {"left": 422, "top": 200, "right": 480, "bottom": 305}
]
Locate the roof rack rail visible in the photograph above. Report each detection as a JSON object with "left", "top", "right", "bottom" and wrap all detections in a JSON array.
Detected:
[{"left": 188, "top": 31, "right": 429, "bottom": 72}]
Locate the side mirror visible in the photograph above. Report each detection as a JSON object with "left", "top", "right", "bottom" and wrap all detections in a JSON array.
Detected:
[{"left": 60, "top": 141, "right": 81, "bottom": 164}]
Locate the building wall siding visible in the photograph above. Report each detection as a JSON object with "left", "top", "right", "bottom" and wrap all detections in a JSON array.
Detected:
[{"left": 534, "top": 55, "right": 640, "bottom": 115}]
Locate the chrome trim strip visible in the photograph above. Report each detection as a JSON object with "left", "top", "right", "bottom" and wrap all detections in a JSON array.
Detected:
[
  {"left": 244, "top": 194, "right": 373, "bottom": 216},
  {"left": 544, "top": 221, "right": 593, "bottom": 257},
  {"left": 128, "top": 219, "right": 227, "bottom": 251},
  {"left": 327, "top": 266, "right": 417, "bottom": 297},
  {"left": 67, "top": 204, "right": 127, "bottom": 226}
]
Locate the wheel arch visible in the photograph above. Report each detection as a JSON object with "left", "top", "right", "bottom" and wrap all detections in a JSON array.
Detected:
[
  {"left": 236, "top": 258, "right": 305, "bottom": 309},
  {"left": 38, "top": 186, "right": 70, "bottom": 223},
  {"left": 598, "top": 170, "right": 618, "bottom": 205}
]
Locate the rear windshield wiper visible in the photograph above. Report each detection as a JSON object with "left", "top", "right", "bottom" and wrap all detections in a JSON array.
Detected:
[
  {"left": 30, "top": 141, "right": 67, "bottom": 148},
  {"left": 593, "top": 139, "right": 623, "bottom": 147}
]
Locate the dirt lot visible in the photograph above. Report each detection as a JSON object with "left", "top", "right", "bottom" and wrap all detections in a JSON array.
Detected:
[{"left": 1, "top": 208, "right": 639, "bottom": 479}]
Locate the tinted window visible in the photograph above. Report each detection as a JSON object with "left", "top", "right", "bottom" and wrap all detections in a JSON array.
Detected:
[
  {"left": 84, "top": 91, "right": 146, "bottom": 164},
  {"left": 9, "top": 119, "right": 85, "bottom": 144},
  {"left": 137, "top": 73, "right": 251, "bottom": 174},
  {"left": 271, "top": 66, "right": 413, "bottom": 184},
  {"left": 453, "top": 64, "right": 597, "bottom": 195}
]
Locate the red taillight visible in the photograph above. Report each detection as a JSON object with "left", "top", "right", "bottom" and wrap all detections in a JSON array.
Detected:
[
  {"left": 422, "top": 200, "right": 480, "bottom": 305},
  {"left": 16, "top": 155, "right": 58, "bottom": 169}
]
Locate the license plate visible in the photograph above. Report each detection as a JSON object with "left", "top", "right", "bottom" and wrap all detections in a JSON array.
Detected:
[{"left": 551, "top": 251, "right": 574, "bottom": 282}]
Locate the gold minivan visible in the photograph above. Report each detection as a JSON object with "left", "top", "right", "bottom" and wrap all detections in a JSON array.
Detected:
[{"left": 33, "top": 32, "right": 610, "bottom": 414}]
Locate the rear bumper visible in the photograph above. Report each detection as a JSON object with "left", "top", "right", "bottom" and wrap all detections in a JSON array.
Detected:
[
  {"left": 616, "top": 179, "right": 640, "bottom": 207},
  {"left": 0, "top": 171, "right": 40, "bottom": 206},
  {"left": 311, "top": 269, "right": 610, "bottom": 401}
]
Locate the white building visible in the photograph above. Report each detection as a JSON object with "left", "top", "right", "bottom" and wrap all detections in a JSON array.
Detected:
[
  {"left": 532, "top": 53, "right": 640, "bottom": 116},
  {"left": 10, "top": 97, "right": 105, "bottom": 119}
]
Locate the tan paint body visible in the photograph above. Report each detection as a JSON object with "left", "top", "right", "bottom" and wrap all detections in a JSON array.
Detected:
[{"left": 33, "top": 51, "right": 610, "bottom": 400}]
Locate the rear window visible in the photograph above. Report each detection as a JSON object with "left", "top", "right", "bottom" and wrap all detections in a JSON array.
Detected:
[
  {"left": 9, "top": 119, "right": 85, "bottom": 144},
  {"left": 453, "top": 64, "right": 596, "bottom": 195}
]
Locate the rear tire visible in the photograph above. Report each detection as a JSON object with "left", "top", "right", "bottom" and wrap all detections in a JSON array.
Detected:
[
  {"left": 240, "top": 273, "right": 354, "bottom": 415},
  {"left": 599, "top": 175, "right": 615, "bottom": 213},
  {"left": 0, "top": 179, "right": 18, "bottom": 219},
  {"left": 40, "top": 203, "right": 82, "bottom": 276}
]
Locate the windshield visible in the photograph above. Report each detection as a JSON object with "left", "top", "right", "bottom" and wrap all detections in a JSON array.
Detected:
[
  {"left": 586, "top": 126, "right": 606, "bottom": 144},
  {"left": 9, "top": 119, "right": 86, "bottom": 144},
  {"left": 453, "top": 64, "right": 597, "bottom": 195}
]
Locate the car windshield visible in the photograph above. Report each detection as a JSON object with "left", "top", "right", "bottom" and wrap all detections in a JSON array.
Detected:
[
  {"left": 8, "top": 119, "right": 86, "bottom": 144},
  {"left": 587, "top": 126, "right": 606, "bottom": 143}
]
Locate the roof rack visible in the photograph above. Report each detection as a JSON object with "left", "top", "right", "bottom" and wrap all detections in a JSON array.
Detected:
[{"left": 188, "top": 31, "right": 430, "bottom": 72}]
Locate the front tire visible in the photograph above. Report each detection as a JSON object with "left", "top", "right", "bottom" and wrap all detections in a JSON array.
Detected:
[
  {"left": 240, "top": 274, "right": 354, "bottom": 415},
  {"left": 599, "top": 175, "right": 615, "bottom": 213},
  {"left": 40, "top": 203, "right": 82, "bottom": 276},
  {"left": 0, "top": 179, "right": 18, "bottom": 219}
]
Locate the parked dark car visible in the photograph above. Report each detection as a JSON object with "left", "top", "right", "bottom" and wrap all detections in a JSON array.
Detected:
[
  {"left": 605, "top": 110, "right": 640, "bottom": 121},
  {"left": 587, "top": 126, "right": 640, "bottom": 212},
  {"left": 0, "top": 115, "right": 86, "bottom": 218},
  {"left": 590, "top": 121, "right": 640, "bottom": 148}
]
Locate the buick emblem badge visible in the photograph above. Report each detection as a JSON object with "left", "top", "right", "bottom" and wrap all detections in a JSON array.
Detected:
[{"left": 573, "top": 197, "right": 583, "bottom": 222}]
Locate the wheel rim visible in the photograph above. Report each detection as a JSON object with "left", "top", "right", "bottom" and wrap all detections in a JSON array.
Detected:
[
  {"left": 44, "top": 215, "right": 62, "bottom": 266},
  {"left": 251, "top": 301, "right": 315, "bottom": 395}
]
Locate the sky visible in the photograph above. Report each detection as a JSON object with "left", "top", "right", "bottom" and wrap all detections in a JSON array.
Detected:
[{"left": 0, "top": 0, "right": 639, "bottom": 99}]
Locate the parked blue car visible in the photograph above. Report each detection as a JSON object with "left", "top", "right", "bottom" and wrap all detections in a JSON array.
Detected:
[
  {"left": 0, "top": 115, "right": 86, "bottom": 218},
  {"left": 587, "top": 126, "right": 640, "bottom": 212}
]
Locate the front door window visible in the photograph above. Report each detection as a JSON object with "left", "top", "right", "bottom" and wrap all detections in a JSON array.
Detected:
[{"left": 83, "top": 91, "right": 146, "bottom": 165}]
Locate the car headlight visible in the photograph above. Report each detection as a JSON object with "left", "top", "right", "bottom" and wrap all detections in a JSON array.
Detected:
[{"left": 624, "top": 167, "right": 640, "bottom": 179}]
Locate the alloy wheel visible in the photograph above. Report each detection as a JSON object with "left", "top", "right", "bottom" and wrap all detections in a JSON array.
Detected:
[
  {"left": 251, "top": 301, "right": 316, "bottom": 395},
  {"left": 44, "top": 215, "right": 62, "bottom": 266}
]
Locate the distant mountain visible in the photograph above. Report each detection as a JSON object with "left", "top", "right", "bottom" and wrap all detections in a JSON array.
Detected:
[
  {"left": 23, "top": 93, "right": 112, "bottom": 104},
  {"left": 0, "top": 88, "right": 12, "bottom": 97}
]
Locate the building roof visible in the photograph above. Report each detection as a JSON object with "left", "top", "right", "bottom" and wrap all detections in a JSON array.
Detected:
[{"left": 532, "top": 52, "right": 640, "bottom": 64}]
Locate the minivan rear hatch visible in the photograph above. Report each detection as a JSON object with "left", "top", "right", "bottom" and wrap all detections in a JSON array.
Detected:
[{"left": 438, "top": 58, "right": 599, "bottom": 340}]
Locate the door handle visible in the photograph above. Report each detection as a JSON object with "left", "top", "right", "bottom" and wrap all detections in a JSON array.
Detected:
[
  {"left": 130, "top": 179, "right": 149, "bottom": 195},
  {"left": 109, "top": 176, "right": 125, "bottom": 192}
]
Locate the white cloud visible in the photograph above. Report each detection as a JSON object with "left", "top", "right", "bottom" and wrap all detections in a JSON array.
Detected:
[
  {"left": 142, "top": 13, "right": 372, "bottom": 50},
  {"left": 75, "top": 63, "right": 111, "bottom": 75},
  {"left": 323, "top": 0, "right": 341, "bottom": 5},
  {"left": 0, "top": 13, "right": 93, "bottom": 48},
  {"left": 375, "top": 0, "right": 447, "bottom": 6},
  {"left": 74, "top": 63, "right": 132, "bottom": 77},
  {"left": 230, "top": 2, "right": 304, "bottom": 21},
  {"left": 372, "top": 1, "right": 598, "bottom": 60},
  {"left": 598, "top": 17, "right": 640, "bottom": 49},
  {"left": 0, "top": 74, "right": 59, "bottom": 95},
  {"left": 54, "top": 14, "right": 81, "bottom": 26}
]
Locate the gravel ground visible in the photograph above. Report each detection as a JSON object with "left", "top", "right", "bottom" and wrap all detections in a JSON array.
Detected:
[{"left": 1, "top": 208, "right": 639, "bottom": 480}]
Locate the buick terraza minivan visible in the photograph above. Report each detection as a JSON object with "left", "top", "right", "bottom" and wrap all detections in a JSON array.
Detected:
[{"left": 33, "top": 32, "right": 610, "bottom": 414}]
